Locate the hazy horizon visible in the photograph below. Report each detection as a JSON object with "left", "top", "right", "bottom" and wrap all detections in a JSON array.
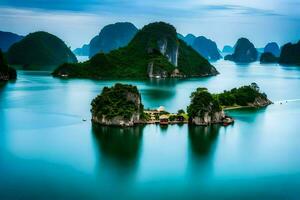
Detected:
[{"left": 1, "top": 0, "right": 300, "bottom": 49}]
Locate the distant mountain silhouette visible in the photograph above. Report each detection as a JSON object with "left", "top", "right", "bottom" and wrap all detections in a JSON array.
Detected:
[
  {"left": 73, "top": 44, "right": 89, "bottom": 56},
  {"left": 279, "top": 41, "right": 300, "bottom": 65},
  {"left": 7, "top": 31, "right": 77, "bottom": 68},
  {"left": 89, "top": 22, "right": 138, "bottom": 58},
  {"left": 264, "top": 42, "right": 280, "bottom": 57},
  {"left": 222, "top": 45, "right": 234, "bottom": 54},
  {"left": 192, "top": 36, "right": 222, "bottom": 60},
  {"left": 224, "top": 38, "right": 258, "bottom": 63},
  {"left": 0, "top": 31, "right": 23, "bottom": 52},
  {"left": 178, "top": 34, "right": 221, "bottom": 60},
  {"left": 53, "top": 22, "right": 218, "bottom": 79}
]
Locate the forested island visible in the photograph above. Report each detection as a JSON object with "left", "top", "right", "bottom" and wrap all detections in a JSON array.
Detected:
[
  {"left": 91, "top": 83, "right": 271, "bottom": 127},
  {"left": 53, "top": 22, "right": 218, "bottom": 79},
  {"left": 7, "top": 31, "right": 77, "bottom": 70},
  {"left": 225, "top": 38, "right": 258, "bottom": 63}
]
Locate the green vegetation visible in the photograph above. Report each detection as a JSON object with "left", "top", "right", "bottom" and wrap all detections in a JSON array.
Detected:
[
  {"left": 0, "top": 49, "right": 17, "bottom": 81},
  {"left": 53, "top": 22, "right": 217, "bottom": 79},
  {"left": 279, "top": 41, "right": 300, "bottom": 65},
  {"left": 177, "top": 40, "right": 217, "bottom": 76},
  {"left": 187, "top": 88, "right": 221, "bottom": 118},
  {"left": 7, "top": 31, "right": 77, "bottom": 68},
  {"left": 214, "top": 83, "right": 268, "bottom": 107},
  {"left": 260, "top": 52, "right": 278, "bottom": 63},
  {"left": 177, "top": 109, "right": 185, "bottom": 115},
  {"left": 187, "top": 83, "right": 270, "bottom": 118},
  {"left": 91, "top": 83, "right": 144, "bottom": 120}
]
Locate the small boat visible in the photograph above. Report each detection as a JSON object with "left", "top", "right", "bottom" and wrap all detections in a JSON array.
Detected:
[{"left": 82, "top": 118, "right": 87, "bottom": 122}]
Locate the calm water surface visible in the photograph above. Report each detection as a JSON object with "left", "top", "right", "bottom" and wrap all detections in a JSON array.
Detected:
[{"left": 1, "top": 60, "right": 300, "bottom": 199}]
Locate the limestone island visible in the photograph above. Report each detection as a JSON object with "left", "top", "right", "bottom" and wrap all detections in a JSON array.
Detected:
[
  {"left": 53, "top": 22, "right": 218, "bottom": 79},
  {"left": 91, "top": 83, "right": 272, "bottom": 127}
]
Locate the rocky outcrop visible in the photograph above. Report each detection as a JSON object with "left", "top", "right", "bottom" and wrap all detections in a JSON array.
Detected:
[
  {"left": 92, "top": 112, "right": 141, "bottom": 127},
  {"left": 249, "top": 96, "right": 273, "bottom": 107},
  {"left": 191, "top": 36, "right": 222, "bottom": 60},
  {"left": 279, "top": 41, "right": 300, "bottom": 65},
  {"left": 53, "top": 22, "right": 217, "bottom": 79},
  {"left": 89, "top": 22, "right": 138, "bottom": 58},
  {"left": 264, "top": 42, "right": 280, "bottom": 57},
  {"left": 260, "top": 52, "right": 278, "bottom": 63},
  {"left": 73, "top": 44, "right": 89, "bottom": 56},
  {"left": 192, "top": 111, "right": 225, "bottom": 125},
  {"left": 91, "top": 84, "right": 143, "bottom": 127},
  {"left": 225, "top": 38, "right": 258, "bottom": 63},
  {"left": 157, "top": 38, "right": 178, "bottom": 66}
]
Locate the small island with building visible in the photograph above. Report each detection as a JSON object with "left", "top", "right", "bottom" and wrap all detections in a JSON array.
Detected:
[{"left": 91, "top": 83, "right": 272, "bottom": 127}]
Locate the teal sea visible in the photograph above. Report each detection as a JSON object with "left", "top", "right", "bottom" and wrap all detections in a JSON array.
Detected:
[{"left": 1, "top": 60, "right": 300, "bottom": 199}]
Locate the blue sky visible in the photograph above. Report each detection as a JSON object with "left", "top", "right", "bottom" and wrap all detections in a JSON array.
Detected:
[{"left": 0, "top": 0, "right": 299, "bottom": 49}]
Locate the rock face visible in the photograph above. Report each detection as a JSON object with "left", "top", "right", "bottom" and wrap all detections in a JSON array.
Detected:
[
  {"left": 91, "top": 83, "right": 144, "bottom": 127},
  {"left": 53, "top": 22, "right": 218, "bottom": 79},
  {"left": 73, "top": 44, "right": 89, "bottom": 56},
  {"left": 279, "top": 41, "right": 300, "bottom": 65},
  {"left": 7, "top": 31, "right": 77, "bottom": 67},
  {"left": 0, "top": 49, "right": 17, "bottom": 81},
  {"left": 0, "top": 31, "right": 23, "bottom": 52},
  {"left": 193, "top": 111, "right": 225, "bottom": 126},
  {"left": 224, "top": 38, "right": 258, "bottom": 63},
  {"left": 249, "top": 96, "right": 272, "bottom": 107},
  {"left": 187, "top": 88, "right": 224, "bottom": 126},
  {"left": 191, "top": 36, "right": 222, "bottom": 60},
  {"left": 89, "top": 22, "right": 138, "bottom": 58},
  {"left": 264, "top": 42, "right": 280, "bottom": 57},
  {"left": 260, "top": 52, "right": 278, "bottom": 63}
]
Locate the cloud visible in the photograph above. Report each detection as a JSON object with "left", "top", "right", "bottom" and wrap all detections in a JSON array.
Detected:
[{"left": 0, "top": 0, "right": 299, "bottom": 48}]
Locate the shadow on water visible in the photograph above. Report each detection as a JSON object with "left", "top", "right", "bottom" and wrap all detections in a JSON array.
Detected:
[
  {"left": 186, "top": 125, "right": 221, "bottom": 179},
  {"left": 91, "top": 124, "right": 145, "bottom": 183}
]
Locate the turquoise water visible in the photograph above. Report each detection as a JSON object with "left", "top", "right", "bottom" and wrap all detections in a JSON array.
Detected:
[{"left": 1, "top": 60, "right": 300, "bottom": 199}]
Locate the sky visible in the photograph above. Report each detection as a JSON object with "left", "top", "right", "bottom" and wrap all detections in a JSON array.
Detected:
[{"left": 0, "top": 0, "right": 300, "bottom": 49}]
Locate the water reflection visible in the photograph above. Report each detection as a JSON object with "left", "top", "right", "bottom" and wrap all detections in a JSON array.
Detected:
[
  {"left": 188, "top": 125, "right": 221, "bottom": 157},
  {"left": 92, "top": 125, "right": 144, "bottom": 182},
  {"left": 186, "top": 125, "right": 221, "bottom": 179}
]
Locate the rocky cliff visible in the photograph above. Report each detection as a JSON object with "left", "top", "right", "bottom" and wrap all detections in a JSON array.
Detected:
[
  {"left": 91, "top": 83, "right": 143, "bottom": 127},
  {"left": 260, "top": 52, "right": 278, "bottom": 63},
  {"left": 89, "top": 22, "right": 138, "bottom": 58},
  {"left": 279, "top": 41, "right": 300, "bottom": 65},
  {"left": 191, "top": 36, "right": 222, "bottom": 61},
  {"left": 264, "top": 42, "right": 280, "bottom": 57},
  {"left": 192, "top": 111, "right": 225, "bottom": 126},
  {"left": 53, "top": 22, "right": 217, "bottom": 79},
  {"left": 225, "top": 38, "right": 258, "bottom": 63}
]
